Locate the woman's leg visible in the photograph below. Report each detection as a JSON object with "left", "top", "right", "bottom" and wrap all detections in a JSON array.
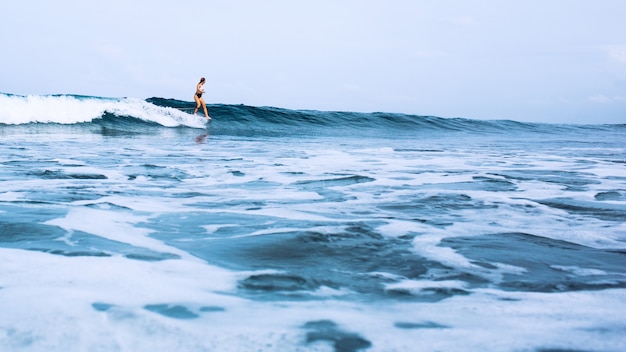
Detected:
[
  {"left": 201, "top": 99, "right": 209, "bottom": 119},
  {"left": 194, "top": 96, "right": 201, "bottom": 115}
]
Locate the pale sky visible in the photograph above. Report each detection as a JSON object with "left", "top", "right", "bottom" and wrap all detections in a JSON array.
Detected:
[{"left": 1, "top": 0, "right": 625, "bottom": 123}]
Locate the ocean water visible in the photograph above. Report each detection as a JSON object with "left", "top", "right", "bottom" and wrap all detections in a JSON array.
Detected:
[{"left": 1, "top": 92, "right": 626, "bottom": 351}]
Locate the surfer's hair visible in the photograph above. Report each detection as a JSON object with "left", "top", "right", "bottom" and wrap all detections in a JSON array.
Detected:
[{"left": 199, "top": 77, "right": 205, "bottom": 83}]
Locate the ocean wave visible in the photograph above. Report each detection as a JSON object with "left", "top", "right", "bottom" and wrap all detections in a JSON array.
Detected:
[
  {"left": 148, "top": 97, "right": 468, "bottom": 132},
  {"left": 147, "top": 97, "right": 624, "bottom": 136},
  {"left": 2, "top": 93, "right": 623, "bottom": 136},
  {"left": 0, "top": 93, "right": 206, "bottom": 128}
]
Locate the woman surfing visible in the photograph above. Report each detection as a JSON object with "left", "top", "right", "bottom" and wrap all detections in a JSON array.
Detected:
[{"left": 194, "top": 77, "right": 210, "bottom": 120}]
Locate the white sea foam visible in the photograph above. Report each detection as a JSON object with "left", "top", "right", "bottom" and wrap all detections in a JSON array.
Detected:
[
  {"left": 0, "top": 192, "right": 23, "bottom": 202},
  {"left": 376, "top": 219, "right": 433, "bottom": 238},
  {"left": 0, "top": 94, "right": 205, "bottom": 128},
  {"left": 0, "top": 94, "right": 107, "bottom": 124},
  {"left": 74, "top": 195, "right": 188, "bottom": 213},
  {"left": 411, "top": 232, "right": 476, "bottom": 268},
  {"left": 44, "top": 207, "right": 195, "bottom": 260},
  {"left": 385, "top": 279, "right": 469, "bottom": 295},
  {"left": 3, "top": 247, "right": 625, "bottom": 351},
  {"left": 552, "top": 266, "right": 609, "bottom": 276},
  {"left": 51, "top": 158, "right": 88, "bottom": 166}
]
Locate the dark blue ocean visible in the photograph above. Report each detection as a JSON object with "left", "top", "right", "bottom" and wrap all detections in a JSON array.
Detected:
[{"left": 1, "top": 93, "right": 626, "bottom": 351}]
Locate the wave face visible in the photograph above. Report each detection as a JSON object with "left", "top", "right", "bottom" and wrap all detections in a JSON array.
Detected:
[{"left": 146, "top": 97, "right": 579, "bottom": 137}]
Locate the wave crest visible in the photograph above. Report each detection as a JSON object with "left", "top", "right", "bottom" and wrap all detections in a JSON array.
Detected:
[{"left": 0, "top": 93, "right": 206, "bottom": 128}]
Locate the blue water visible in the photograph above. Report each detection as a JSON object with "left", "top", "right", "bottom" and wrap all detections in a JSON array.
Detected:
[{"left": 1, "top": 93, "right": 626, "bottom": 351}]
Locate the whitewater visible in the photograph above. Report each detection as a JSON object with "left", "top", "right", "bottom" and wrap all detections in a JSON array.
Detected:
[{"left": 1, "top": 93, "right": 625, "bottom": 351}]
